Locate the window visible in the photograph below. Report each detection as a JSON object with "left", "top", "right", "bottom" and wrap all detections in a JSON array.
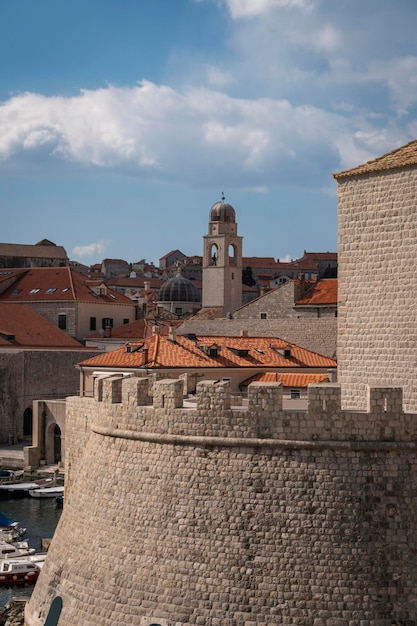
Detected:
[
  {"left": 58, "top": 314, "right": 67, "bottom": 330},
  {"left": 102, "top": 318, "right": 113, "bottom": 329},
  {"left": 260, "top": 312, "right": 267, "bottom": 319},
  {"left": 123, "top": 319, "right": 130, "bottom": 325},
  {"left": 46, "top": 288, "right": 57, "bottom": 294},
  {"left": 175, "top": 307, "right": 182, "bottom": 315},
  {"left": 29, "top": 288, "right": 40, "bottom": 294},
  {"left": 12, "top": 289, "right": 22, "bottom": 294},
  {"left": 90, "top": 317, "right": 97, "bottom": 331},
  {"left": 290, "top": 389, "right": 301, "bottom": 399}
]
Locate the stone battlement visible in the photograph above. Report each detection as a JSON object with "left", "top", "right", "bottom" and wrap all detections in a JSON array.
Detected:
[{"left": 86, "top": 375, "right": 417, "bottom": 445}]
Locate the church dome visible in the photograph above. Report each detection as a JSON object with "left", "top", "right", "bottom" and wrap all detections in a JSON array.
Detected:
[
  {"left": 158, "top": 271, "right": 201, "bottom": 303},
  {"left": 210, "top": 197, "right": 236, "bottom": 223}
]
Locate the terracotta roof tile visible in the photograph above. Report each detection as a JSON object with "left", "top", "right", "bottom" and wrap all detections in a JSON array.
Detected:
[
  {"left": 333, "top": 139, "right": 417, "bottom": 179},
  {"left": 240, "top": 372, "right": 330, "bottom": 388},
  {"left": 295, "top": 279, "right": 337, "bottom": 306},
  {"left": 0, "top": 303, "right": 88, "bottom": 349},
  {"left": 0, "top": 267, "right": 133, "bottom": 305},
  {"left": 78, "top": 334, "right": 337, "bottom": 370}
]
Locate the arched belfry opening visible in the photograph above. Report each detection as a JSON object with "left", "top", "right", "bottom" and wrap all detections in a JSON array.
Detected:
[
  {"left": 228, "top": 243, "right": 237, "bottom": 266},
  {"left": 210, "top": 243, "right": 219, "bottom": 266}
]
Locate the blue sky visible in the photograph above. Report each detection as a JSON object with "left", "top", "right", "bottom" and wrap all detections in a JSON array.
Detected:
[{"left": 2, "top": 0, "right": 417, "bottom": 266}]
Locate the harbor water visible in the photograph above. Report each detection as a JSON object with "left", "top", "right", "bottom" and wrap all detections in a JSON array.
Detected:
[{"left": 0, "top": 495, "right": 62, "bottom": 607}]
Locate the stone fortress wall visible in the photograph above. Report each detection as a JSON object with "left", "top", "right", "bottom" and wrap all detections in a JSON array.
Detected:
[
  {"left": 338, "top": 168, "right": 417, "bottom": 412},
  {"left": 26, "top": 376, "right": 417, "bottom": 625}
]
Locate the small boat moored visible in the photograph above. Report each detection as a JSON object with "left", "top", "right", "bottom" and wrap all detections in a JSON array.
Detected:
[
  {"left": 29, "top": 486, "right": 64, "bottom": 499},
  {"left": 0, "top": 541, "right": 35, "bottom": 559},
  {"left": 0, "top": 512, "right": 26, "bottom": 540},
  {"left": 0, "top": 559, "right": 40, "bottom": 584},
  {"left": 0, "top": 473, "right": 57, "bottom": 497},
  {"left": 0, "top": 470, "right": 24, "bottom": 483}
]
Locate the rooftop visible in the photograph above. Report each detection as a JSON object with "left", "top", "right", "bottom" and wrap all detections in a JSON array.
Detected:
[
  {"left": 0, "top": 267, "right": 133, "bottom": 305},
  {"left": 334, "top": 139, "right": 417, "bottom": 179},
  {"left": 78, "top": 333, "right": 336, "bottom": 370},
  {"left": 0, "top": 303, "right": 88, "bottom": 349},
  {"left": 295, "top": 279, "right": 337, "bottom": 306}
]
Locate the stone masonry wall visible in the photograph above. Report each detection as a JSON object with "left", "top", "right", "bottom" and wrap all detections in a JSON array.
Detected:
[
  {"left": 0, "top": 349, "right": 98, "bottom": 443},
  {"left": 26, "top": 377, "right": 417, "bottom": 626},
  {"left": 338, "top": 167, "right": 417, "bottom": 411}
]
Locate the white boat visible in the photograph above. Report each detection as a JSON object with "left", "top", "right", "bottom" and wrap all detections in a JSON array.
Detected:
[
  {"left": 0, "top": 474, "right": 57, "bottom": 496},
  {"left": 29, "top": 486, "right": 64, "bottom": 499},
  {"left": 0, "top": 541, "right": 35, "bottom": 559},
  {"left": 0, "top": 559, "right": 40, "bottom": 584}
]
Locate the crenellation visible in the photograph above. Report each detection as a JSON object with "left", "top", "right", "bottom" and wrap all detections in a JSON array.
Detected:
[
  {"left": 95, "top": 374, "right": 124, "bottom": 403},
  {"left": 366, "top": 386, "right": 403, "bottom": 416},
  {"left": 153, "top": 378, "right": 184, "bottom": 409},
  {"left": 307, "top": 383, "right": 341, "bottom": 417},
  {"left": 121, "top": 376, "right": 152, "bottom": 406},
  {"left": 196, "top": 380, "right": 232, "bottom": 411}
]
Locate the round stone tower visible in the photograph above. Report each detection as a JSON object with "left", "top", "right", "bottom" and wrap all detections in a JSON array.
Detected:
[{"left": 25, "top": 377, "right": 417, "bottom": 625}]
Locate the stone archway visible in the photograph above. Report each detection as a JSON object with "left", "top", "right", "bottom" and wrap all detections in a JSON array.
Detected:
[
  {"left": 54, "top": 424, "right": 62, "bottom": 464},
  {"left": 23, "top": 407, "right": 33, "bottom": 438},
  {"left": 45, "top": 422, "right": 62, "bottom": 466}
]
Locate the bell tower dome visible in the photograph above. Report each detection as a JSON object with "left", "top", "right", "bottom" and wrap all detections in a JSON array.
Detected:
[{"left": 202, "top": 194, "right": 243, "bottom": 316}]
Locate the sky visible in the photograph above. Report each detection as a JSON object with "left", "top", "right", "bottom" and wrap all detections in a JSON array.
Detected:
[{"left": 2, "top": 0, "right": 417, "bottom": 266}]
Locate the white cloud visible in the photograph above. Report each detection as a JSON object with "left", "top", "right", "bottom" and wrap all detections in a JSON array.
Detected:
[
  {"left": 0, "top": 80, "right": 410, "bottom": 189},
  {"left": 225, "top": 0, "right": 312, "bottom": 19},
  {"left": 72, "top": 240, "right": 107, "bottom": 259},
  {"left": 206, "top": 65, "right": 237, "bottom": 88}
]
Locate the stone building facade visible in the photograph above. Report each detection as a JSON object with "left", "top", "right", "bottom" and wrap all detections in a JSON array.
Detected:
[
  {"left": 26, "top": 377, "right": 417, "bottom": 625},
  {"left": 0, "top": 349, "right": 98, "bottom": 445},
  {"left": 335, "top": 140, "right": 417, "bottom": 411}
]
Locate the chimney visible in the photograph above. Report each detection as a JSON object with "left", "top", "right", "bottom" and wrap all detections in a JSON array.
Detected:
[
  {"left": 152, "top": 325, "right": 160, "bottom": 335},
  {"left": 142, "top": 347, "right": 149, "bottom": 365},
  {"left": 104, "top": 327, "right": 112, "bottom": 338},
  {"left": 169, "top": 326, "right": 177, "bottom": 342},
  {"left": 240, "top": 329, "right": 248, "bottom": 337},
  {"left": 144, "top": 281, "right": 150, "bottom": 290}
]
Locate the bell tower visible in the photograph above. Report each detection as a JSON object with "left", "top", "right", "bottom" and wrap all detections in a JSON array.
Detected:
[{"left": 202, "top": 194, "right": 243, "bottom": 316}]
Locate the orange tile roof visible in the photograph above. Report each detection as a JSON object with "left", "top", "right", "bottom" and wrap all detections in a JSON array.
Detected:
[
  {"left": 78, "top": 334, "right": 336, "bottom": 370},
  {"left": 0, "top": 303, "right": 88, "bottom": 349},
  {"left": 333, "top": 139, "right": 417, "bottom": 179},
  {"left": 295, "top": 279, "right": 337, "bottom": 306},
  {"left": 240, "top": 372, "right": 330, "bottom": 388},
  {"left": 0, "top": 267, "right": 133, "bottom": 305}
]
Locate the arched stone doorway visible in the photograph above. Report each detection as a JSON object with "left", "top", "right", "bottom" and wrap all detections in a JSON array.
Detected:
[
  {"left": 54, "top": 424, "right": 62, "bottom": 464},
  {"left": 45, "top": 422, "right": 62, "bottom": 465},
  {"left": 23, "top": 407, "right": 33, "bottom": 438}
]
